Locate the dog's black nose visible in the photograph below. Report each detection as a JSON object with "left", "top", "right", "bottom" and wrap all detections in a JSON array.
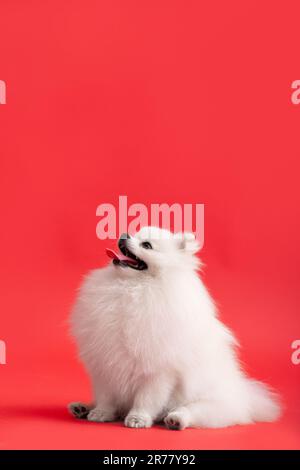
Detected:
[
  {"left": 118, "top": 233, "right": 130, "bottom": 250},
  {"left": 120, "top": 233, "right": 130, "bottom": 240}
]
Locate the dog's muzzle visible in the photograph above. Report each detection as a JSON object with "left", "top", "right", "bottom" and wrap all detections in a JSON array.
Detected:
[{"left": 106, "top": 233, "right": 148, "bottom": 270}]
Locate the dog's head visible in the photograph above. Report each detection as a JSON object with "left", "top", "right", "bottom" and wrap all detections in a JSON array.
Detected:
[{"left": 107, "top": 226, "right": 201, "bottom": 274}]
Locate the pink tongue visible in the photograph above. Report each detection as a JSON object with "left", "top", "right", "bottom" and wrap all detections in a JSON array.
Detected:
[{"left": 106, "top": 248, "right": 137, "bottom": 265}]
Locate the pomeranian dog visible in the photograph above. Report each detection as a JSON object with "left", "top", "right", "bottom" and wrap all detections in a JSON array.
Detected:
[{"left": 69, "top": 226, "right": 280, "bottom": 430}]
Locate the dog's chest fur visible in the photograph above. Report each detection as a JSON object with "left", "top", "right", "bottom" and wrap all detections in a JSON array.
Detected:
[{"left": 72, "top": 267, "right": 196, "bottom": 386}]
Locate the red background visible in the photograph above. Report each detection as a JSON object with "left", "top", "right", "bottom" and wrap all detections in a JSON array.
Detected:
[{"left": 0, "top": 0, "right": 300, "bottom": 449}]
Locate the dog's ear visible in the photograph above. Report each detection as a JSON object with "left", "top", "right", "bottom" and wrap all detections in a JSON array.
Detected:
[{"left": 175, "top": 232, "right": 200, "bottom": 254}]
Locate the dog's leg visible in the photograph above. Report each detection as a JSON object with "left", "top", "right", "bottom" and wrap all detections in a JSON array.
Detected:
[
  {"left": 68, "top": 402, "right": 94, "bottom": 419},
  {"left": 164, "top": 400, "right": 248, "bottom": 430},
  {"left": 125, "top": 375, "right": 172, "bottom": 429},
  {"left": 86, "top": 380, "right": 117, "bottom": 423},
  {"left": 164, "top": 405, "right": 190, "bottom": 430},
  {"left": 87, "top": 405, "right": 116, "bottom": 423}
]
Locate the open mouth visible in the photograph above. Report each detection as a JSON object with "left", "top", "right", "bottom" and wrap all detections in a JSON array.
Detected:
[{"left": 106, "top": 237, "right": 148, "bottom": 270}]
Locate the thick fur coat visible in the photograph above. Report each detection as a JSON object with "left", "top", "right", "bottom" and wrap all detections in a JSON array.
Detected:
[{"left": 69, "top": 226, "right": 280, "bottom": 430}]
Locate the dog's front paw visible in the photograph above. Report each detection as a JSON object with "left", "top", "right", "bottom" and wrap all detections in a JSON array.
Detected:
[
  {"left": 164, "top": 412, "right": 186, "bottom": 430},
  {"left": 68, "top": 402, "right": 91, "bottom": 419},
  {"left": 87, "top": 408, "right": 115, "bottom": 423},
  {"left": 124, "top": 413, "right": 152, "bottom": 429}
]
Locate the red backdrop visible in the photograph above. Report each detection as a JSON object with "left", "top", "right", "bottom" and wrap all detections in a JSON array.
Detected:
[{"left": 0, "top": 0, "right": 299, "bottom": 449}]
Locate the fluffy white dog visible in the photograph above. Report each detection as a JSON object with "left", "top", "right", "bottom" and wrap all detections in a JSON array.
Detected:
[{"left": 69, "top": 226, "right": 280, "bottom": 430}]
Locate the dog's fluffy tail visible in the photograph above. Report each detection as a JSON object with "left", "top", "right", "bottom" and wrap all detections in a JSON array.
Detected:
[{"left": 247, "top": 379, "right": 282, "bottom": 422}]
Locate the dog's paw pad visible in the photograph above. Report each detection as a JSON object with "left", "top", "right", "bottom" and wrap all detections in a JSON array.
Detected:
[
  {"left": 164, "top": 412, "right": 185, "bottom": 430},
  {"left": 87, "top": 409, "right": 114, "bottom": 423},
  {"left": 124, "top": 414, "right": 152, "bottom": 428},
  {"left": 68, "top": 402, "right": 90, "bottom": 419}
]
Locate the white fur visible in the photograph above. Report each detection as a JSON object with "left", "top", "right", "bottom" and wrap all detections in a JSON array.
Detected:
[{"left": 69, "top": 226, "right": 281, "bottom": 430}]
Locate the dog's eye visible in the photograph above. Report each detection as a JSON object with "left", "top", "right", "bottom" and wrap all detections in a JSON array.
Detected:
[{"left": 140, "top": 241, "right": 152, "bottom": 250}]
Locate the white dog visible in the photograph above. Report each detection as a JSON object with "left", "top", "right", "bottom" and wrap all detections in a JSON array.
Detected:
[{"left": 69, "top": 226, "right": 280, "bottom": 430}]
